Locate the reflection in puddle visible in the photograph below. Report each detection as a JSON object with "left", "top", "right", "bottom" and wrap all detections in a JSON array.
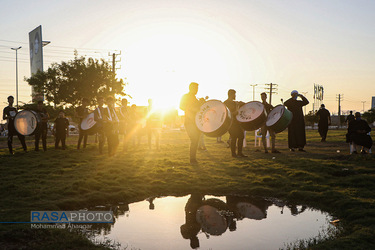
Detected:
[{"left": 90, "top": 195, "right": 336, "bottom": 249}]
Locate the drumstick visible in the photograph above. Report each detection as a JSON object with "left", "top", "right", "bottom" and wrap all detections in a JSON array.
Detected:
[{"left": 280, "top": 98, "right": 284, "bottom": 105}]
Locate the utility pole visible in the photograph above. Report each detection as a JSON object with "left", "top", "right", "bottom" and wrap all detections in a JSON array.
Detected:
[
  {"left": 265, "top": 83, "right": 278, "bottom": 105},
  {"left": 301, "top": 92, "right": 308, "bottom": 114},
  {"left": 11, "top": 46, "right": 22, "bottom": 110},
  {"left": 109, "top": 51, "right": 121, "bottom": 74},
  {"left": 361, "top": 101, "right": 366, "bottom": 112},
  {"left": 336, "top": 94, "right": 343, "bottom": 128},
  {"left": 250, "top": 84, "right": 257, "bottom": 101}
]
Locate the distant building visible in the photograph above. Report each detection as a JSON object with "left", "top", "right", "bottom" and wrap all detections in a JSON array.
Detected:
[{"left": 372, "top": 96, "right": 375, "bottom": 109}]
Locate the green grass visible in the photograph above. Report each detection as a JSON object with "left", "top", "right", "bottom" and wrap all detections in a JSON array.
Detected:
[{"left": 0, "top": 129, "right": 374, "bottom": 249}]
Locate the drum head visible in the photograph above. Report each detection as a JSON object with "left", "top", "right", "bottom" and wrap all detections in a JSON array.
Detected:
[
  {"left": 195, "top": 100, "right": 229, "bottom": 133},
  {"left": 196, "top": 205, "right": 227, "bottom": 235},
  {"left": 266, "top": 105, "right": 285, "bottom": 127},
  {"left": 14, "top": 110, "right": 39, "bottom": 136},
  {"left": 80, "top": 113, "right": 96, "bottom": 130},
  {"left": 236, "top": 202, "right": 266, "bottom": 220},
  {"left": 236, "top": 101, "right": 264, "bottom": 122}
]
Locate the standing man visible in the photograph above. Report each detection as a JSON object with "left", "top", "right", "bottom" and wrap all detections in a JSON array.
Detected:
[
  {"left": 76, "top": 98, "right": 90, "bottom": 149},
  {"left": 345, "top": 111, "right": 355, "bottom": 126},
  {"left": 316, "top": 104, "right": 331, "bottom": 142},
  {"left": 53, "top": 110, "right": 69, "bottom": 150},
  {"left": 224, "top": 89, "right": 247, "bottom": 158},
  {"left": 94, "top": 96, "right": 106, "bottom": 154},
  {"left": 34, "top": 100, "right": 49, "bottom": 151},
  {"left": 284, "top": 90, "right": 309, "bottom": 152},
  {"left": 105, "top": 96, "right": 119, "bottom": 156},
  {"left": 2, "top": 96, "right": 27, "bottom": 154},
  {"left": 260, "top": 92, "right": 279, "bottom": 153},
  {"left": 119, "top": 98, "right": 129, "bottom": 151},
  {"left": 180, "top": 82, "right": 203, "bottom": 164}
]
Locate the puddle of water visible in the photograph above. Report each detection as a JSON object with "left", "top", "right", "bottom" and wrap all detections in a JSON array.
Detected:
[{"left": 90, "top": 195, "right": 336, "bottom": 250}]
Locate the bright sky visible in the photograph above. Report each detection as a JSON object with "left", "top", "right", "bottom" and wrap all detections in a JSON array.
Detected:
[{"left": 1, "top": 0, "right": 374, "bottom": 119}]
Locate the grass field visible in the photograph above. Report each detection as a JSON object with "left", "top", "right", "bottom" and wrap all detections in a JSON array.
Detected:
[{"left": 0, "top": 128, "right": 374, "bottom": 249}]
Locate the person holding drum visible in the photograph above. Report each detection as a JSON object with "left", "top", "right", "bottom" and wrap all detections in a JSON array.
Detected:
[
  {"left": 180, "top": 82, "right": 203, "bottom": 164},
  {"left": 224, "top": 89, "right": 247, "bottom": 158},
  {"left": 34, "top": 100, "right": 50, "bottom": 151},
  {"left": 2, "top": 96, "right": 27, "bottom": 154},
  {"left": 260, "top": 92, "right": 280, "bottom": 153},
  {"left": 76, "top": 98, "right": 90, "bottom": 150},
  {"left": 284, "top": 90, "right": 309, "bottom": 152}
]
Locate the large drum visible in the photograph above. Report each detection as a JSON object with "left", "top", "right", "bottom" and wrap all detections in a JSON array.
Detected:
[
  {"left": 266, "top": 105, "right": 293, "bottom": 133},
  {"left": 80, "top": 113, "right": 98, "bottom": 135},
  {"left": 236, "top": 101, "right": 266, "bottom": 131},
  {"left": 195, "top": 100, "right": 232, "bottom": 137},
  {"left": 14, "top": 110, "right": 41, "bottom": 136}
]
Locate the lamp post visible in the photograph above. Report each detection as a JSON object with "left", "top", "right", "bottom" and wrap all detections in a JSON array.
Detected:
[
  {"left": 250, "top": 84, "right": 257, "bottom": 101},
  {"left": 11, "top": 46, "right": 22, "bottom": 110}
]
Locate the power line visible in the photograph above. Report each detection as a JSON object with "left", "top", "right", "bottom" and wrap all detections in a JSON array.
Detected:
[{"left": 264, "top": 83, "right": 278, "bottom": 105}]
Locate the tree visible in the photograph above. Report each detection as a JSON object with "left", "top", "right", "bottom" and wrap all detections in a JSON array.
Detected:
[
  {"left": 362, "top": 108, "right": 375, "bottom": 125},
  {"left": 25, "top": 53, "right": 126, "bottom": 108}
]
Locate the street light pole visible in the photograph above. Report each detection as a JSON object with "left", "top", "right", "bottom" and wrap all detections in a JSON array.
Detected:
[{"left": 11, "top": 46, "right": 22, "bottom": 110}]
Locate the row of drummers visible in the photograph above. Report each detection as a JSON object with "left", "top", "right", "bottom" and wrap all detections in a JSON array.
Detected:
[{"left": 195, "top": 98, "right": 292, "bottom": 137}]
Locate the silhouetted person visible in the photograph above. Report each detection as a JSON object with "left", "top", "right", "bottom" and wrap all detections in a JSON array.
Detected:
[
  {"left": 119, "top": 98, "right": 129, "bottom": 151},
  {"left": 94, "top": 96, "right": 106, "bottom": 154},
  {"left": 105, "top": 96, "right": 120, "bottom": 156},
  {"left": 316, "top": 104, "right": 331, "bottom": 142},
  {"left": 53, "top": 110, "right": 69, "bottom": 149},
  {"left": 224, "top": 89, "right": 247, "bottom": 158},
  {"left": 345, "top": 111, "right": 355, "bottom": 126},
  {"left": 180, "top": 82, "right": 203, "bottom": 164},
  {"left": 260, "top": 92, "right": 279, "bottom": 153},
  {"left": 284, "top": 90, "right": 309, "bottom": 152},
  {"left": 2, "top": 96, "right": 27, "bottom": 154},
  {"left": 146, "top": 99, "right": 161, "bottom": 150},
  {"left": 346, "top": 112, "right": 372, "bottom": 154},
  {"left": 76, "top": 98, "right": 90, "bottom": 149},
  {"left": 34, "top": 100, "right": 49, "bottom": 151}
]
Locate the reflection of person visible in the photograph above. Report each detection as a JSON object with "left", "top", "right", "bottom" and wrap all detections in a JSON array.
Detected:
[
  {"left": 94, "top": 96, "right": 106, "bottom": 154},
  {"left": 224, "top": 89, "right": 247, "bottom": 158},
  {"left": 76, "top": 98, "right": 90, "bottom": 150},
  {"left": 180, "top": 82, "right": 202, "bottom": 164},
  {"left": 180, "top": 194, "right": 205, "bottom": 249},
  {"left": 54, "top": 111, "right": 69, "bottom": 150},
  {"left": 146, "top": 99, "right": 161, "bottom": 150},
  {"left": 2, "top": 96, "right": 27, "bottom": 154},
  {"left": 346, "top": 112, "right": 372, "bottom": 154},
  {"left": 260, "top": 92, "right": 279, "bottom": 153},
  {"left": 34, "top": 101, "right": 49, "bottom": 151},
  {"left": 316, "top": 104, "right": 331, "bottom": 142},
  {"left": 284, "top": 90, "right": 309, "bottom": 152}
]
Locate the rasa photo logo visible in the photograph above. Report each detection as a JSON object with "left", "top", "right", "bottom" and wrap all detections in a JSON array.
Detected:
[{"left": 31, "top": 211, "right": 113, "bottom": 224}]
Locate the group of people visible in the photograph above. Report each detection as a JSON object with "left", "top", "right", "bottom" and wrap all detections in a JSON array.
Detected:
[
  {"left": 2, "top": 95, "right": 162, "bottom": 156},
  {"left": 180, "top": 82, "right": 372, "bottom": 164}
]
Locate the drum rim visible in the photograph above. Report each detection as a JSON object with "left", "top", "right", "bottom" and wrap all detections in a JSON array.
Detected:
[
  {"left": 266, "top": 104, "right": 286, "bottom": 127},
  {"left": 236, "top": 101, "right": 264, "bottom": 123},
  {"left": 195, "top": 99, "right": 229, "bottom": 133}
]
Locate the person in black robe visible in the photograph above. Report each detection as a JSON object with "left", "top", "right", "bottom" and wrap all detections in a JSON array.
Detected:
[
  {"left": 53, "top": 110, "right": 69, "bottom": 150},
  {"left": 316, "top": 104, "right": 331, "bottom": 142},
  {"left": 2, "top": 96, "right": 27, "bottom": 154},
  {"left": 224, "top": 89, "right": 247, "bottom": 158},
  {"left": 284, "top": 90, "right": 309, "bottom": 152},
  {"left": 346, "top": 112, "right": 372, "bottom": 154},
  {"left": 34, "top": 101, "right": 50, "bottom": 151}
]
